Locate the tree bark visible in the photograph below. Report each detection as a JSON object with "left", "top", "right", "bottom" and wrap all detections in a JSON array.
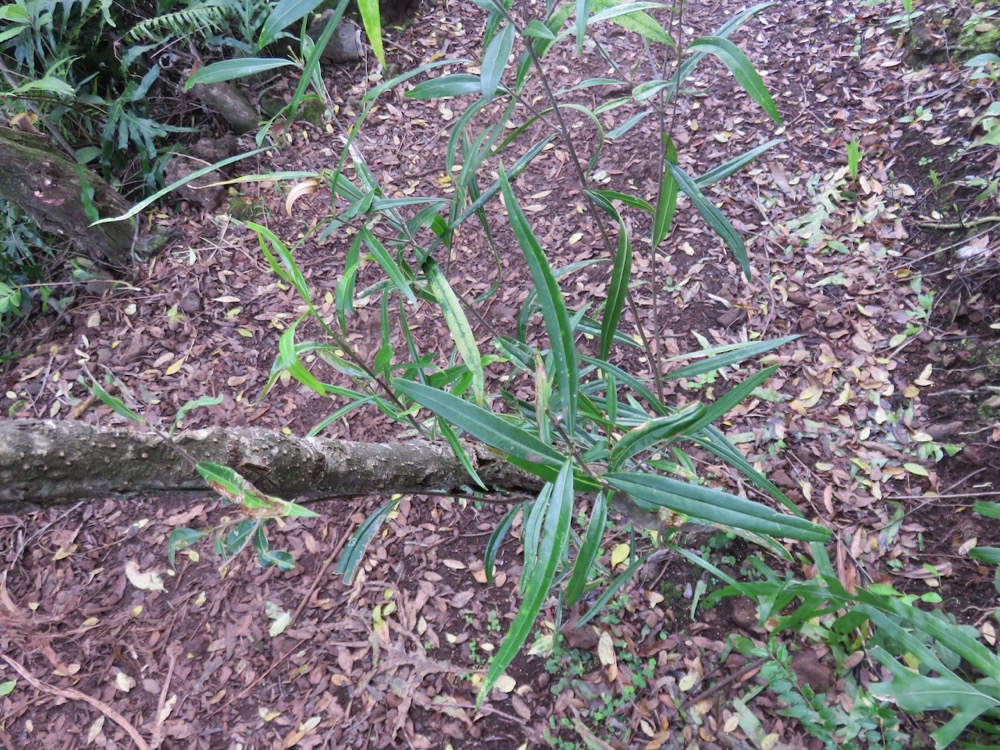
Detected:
[
  {"left": 0, "top": 127, "right": 135, "bottom": 270},
  {"left": 0, "top": 420, "right": 542, "bottom": 514}
]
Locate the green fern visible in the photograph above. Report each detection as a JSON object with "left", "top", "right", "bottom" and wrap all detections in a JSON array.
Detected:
[{"left": 124, "top": 4, "right": 235, "bottom": 45}]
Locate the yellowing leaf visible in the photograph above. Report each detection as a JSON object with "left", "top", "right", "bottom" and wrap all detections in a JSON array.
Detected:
[
  {"left": 493, "top": 674, "right": 516, "bottom": 693},
  {"left": 165, "top": 356, "right": 186, "bottom": 376},
  {"left": 125, "top": 560, "right": 165, "bottom": 592},
  {"left": 903, "top": 462, "right": 929, "bottom": 477},
  {"left": 597, "top": 631, "right": 616, "bottom": 667},
  {"left": 285, "top": 178, "right": 321, "bottom": 218},
  {"left": 610, "top": 543, "right": 631, "bottom": 568},
  {"left": 797, "top": 385, "right": 823, "bottom": 409},
  {"left": 914, "top": 364, "right": 933, "bottom": 386}
]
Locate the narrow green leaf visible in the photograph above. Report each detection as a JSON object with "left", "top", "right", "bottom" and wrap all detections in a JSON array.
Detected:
[
  {"left": 259, "top": 0, "right": 326, "bottom": 47},
  {"left": 974, "top": 501, "right": 1000, "bottom": 520},
  {"left": 336, "top": 233, "right": 362, "bottom": 331},
  {"left": 580, "top": 354, "right": 666, "bottom": 416},
  {"left": 600, "top": 211, "right": 632, "bottom": 360},
  {"left": 394, "top": 379, "right": 563, "bottom": 473},
  {"left": 360, "top": 227, "right": 417, "bottom": 304},
  {"left": 565, "top": 492, "right": 608, "bottom": 605},
  {"left": 606, "top": 110, "right": 653, "bottom": 140},
  {"left": 589, "top": 0, "right": 674, "bottom": 45},
  {"left": 478, "top": 460, "right": 574, "bottom": 707},
  {"left": 575, "top": 552, "right": 650, "bottom": 628},
  {"left": 667, "top": 162, "right": 749, "bottom": 279},
  {"left": 665, "top": 335, "right": 798, "bottom": 380},
  {"left": 969, "top": 547, "right": 1000, "bottom": 564},
  {"left": 694, "top": 138, "right": 783, "bottom": 188},
  {"left": 653, "top": 135, "right": 678, "bottom": 248},
  {"left": 88, "top": 379, "right": 144, "bottom": 424},
  {"left": 575, "top": 0, "right": 592, "bottom": 53},
  {"left": 407, "top": 74, "right": 486, "bottom": 99},
  {"left": 687, "top": 366, "right": 778, "bottom": 432},
  {"left": 356, "top": 0, "right": 385, "bottom": 67},
  {"left": 423, "top": 258, "right": 484, "bottom": 404},
  {"left": 92, "top": 148, "right": 267, "bottom": 225},
  {"left": 609, "top": 402, "right": 706, "bottom": 470},
  {"left": 606, "top": 472, "right": 829, "bottom": 541},
  {"left": 523, "top": 19, "right": 556, "bottom": 39},
  {"left": 481, "top": 24, "right": 514, "bottom": 102},
  {"left": 185, "top": 58, "right": 296, "bottom": 90},
  {"left": 438, "top": 419, "right": 487, "bottom": 491},
  {"left": 287, "top": 0, "right": 349, "bottom": 120},
  {"left": 278, "top": 322, "right": 327, "bottom": 396},
  {"left": 499, "top": 165, "right": 578, "bottom": 432},
  {"left": 172, "top": 394, "right": 224, "bottom": 432},
  {"left": 249, "top": 222, "right": 313, "bottom": 305},
  {"left": 688, "top": 36, "right": 780, "bottom": 124},
  {"left": 336, "top": 498, "right": 400, "bottom": 583},
  {"left": 586, "top": 189, "right": 653, "bottom": 214},
  {"left": 484, "top": 504, "right": 523, "bottom": 584}
]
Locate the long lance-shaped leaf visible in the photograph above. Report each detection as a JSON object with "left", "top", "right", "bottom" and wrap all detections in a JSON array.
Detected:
[
  {"left": 484, "top": 503, "right": 524, "bottom": 584},
  {"left": 356, "top": 0, "right": 384, "bottom": 67},
  {"left": 478, "top": 460, "right": 574, "bottom": 707},
  {"left": 407, "top": 73, "right": 498, "bottom": 99},
  {"left": 688, "top": 36, "right": 780, "bottom": 124},
  {"left": 574, "top": 0, "right": 592, "bottom": 53},
  {"left": 665, "top": 335, "right": 798, "bottom": 380},
  {"left": 422, "top": 257, "right": 485, "bottom": 405},
  {"left": 565, "top": 492, "right": 607, "bottom": 606},
  {"left": 336, "top": 498, "right": 400, "bottom": 583},
  {"left": 287, "top": 0, "right": 350, "bottom": 119},
  {"left": 653, "top": 135, "right": 679, "bottom": 248},
  {"left": 249, "top": 222, "right": 313, "bottom": 305},
  {"left": 259, "top": 0, "right": 326, "bottom": 47},
  {"left": 684, "top": 365, "right": 778, "bottom": 433},
  {"left": 589, "top": 0, "right": 674, "bottom": 46},
  {"left": 499, "top": 165, "right": 578, "bottom": 432},
  {"left": 609, "top": 402, "right": 706, "bottom": 470},
  {"left": 667, "top": 162, "right": 749, "bottom": 279},
  {"left": 185, "top": 58, "right": 296, "bottom": 89},
  {"left": 575, "top": 552, "right": 651, "bottom": 628},
  {"left": 695, "top": 138, "right": 783, "bottom": 188},
  {"left": 360, "top": 227, "right": 417, "bottom": 304},
  {"left": 599, "top": 204, "right": 633, "bottom": 360},
  {"left": 393, "top": 379, "right": 569, "bottom": 482},
  {"left": 606, "top": 472, "right": 828, "bottom": 541},
  {"left": 481, "top": 23, "right": 514, "bottom": 102}
]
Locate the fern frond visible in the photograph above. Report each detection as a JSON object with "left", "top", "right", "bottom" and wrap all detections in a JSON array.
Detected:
[{"left": 124, "top": 4, "right": 235, "bottom": 45}]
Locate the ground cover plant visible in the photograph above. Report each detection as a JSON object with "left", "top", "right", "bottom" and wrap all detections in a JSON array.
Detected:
[{"left": 1, "top": 0, "right": 999, "bottom": 747}]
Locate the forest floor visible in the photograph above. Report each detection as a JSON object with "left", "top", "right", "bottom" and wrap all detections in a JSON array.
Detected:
[{"left": 2, "top": 0, "right": 999, "bottom": 748}]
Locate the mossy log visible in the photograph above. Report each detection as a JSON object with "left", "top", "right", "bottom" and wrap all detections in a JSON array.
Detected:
[{"left": 0, "top": 126, "right": 135, "bottom": 270}]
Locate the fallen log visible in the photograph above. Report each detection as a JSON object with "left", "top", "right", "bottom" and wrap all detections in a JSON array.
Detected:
[{"left": 0, "top": 420, "right": 541, "bottom": 514}]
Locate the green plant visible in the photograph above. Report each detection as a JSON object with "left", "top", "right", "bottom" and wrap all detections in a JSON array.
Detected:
[
  {"left": 684, "top": 542, "right": 1000, "bottom": 747},
  {"left": 846, "top": 137, "right": 862, "bottom": 183},
  {"left": 170, "top": 0, "right": 837, "bottom": 711}
]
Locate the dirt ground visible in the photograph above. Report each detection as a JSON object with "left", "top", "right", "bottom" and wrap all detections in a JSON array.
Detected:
[{"left": 2, "top": 0, "right": 998, "bottom": 747}]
